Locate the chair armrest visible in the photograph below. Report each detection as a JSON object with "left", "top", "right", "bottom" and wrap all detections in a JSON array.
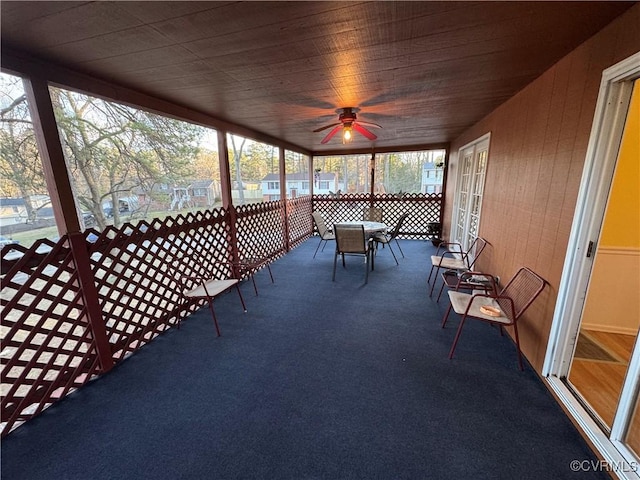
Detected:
[{"left": 435, "top": 241, "right": 463, "bottom": 256}]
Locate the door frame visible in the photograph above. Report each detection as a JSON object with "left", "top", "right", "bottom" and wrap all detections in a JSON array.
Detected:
[
  {"left": 449, "top": 132, "right": 490, "bottom": 250},
  {"left": 543, "top": 52, "right": 640, "bottom": 478}
]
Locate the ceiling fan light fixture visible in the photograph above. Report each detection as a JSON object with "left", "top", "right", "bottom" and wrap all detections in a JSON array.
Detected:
[
  {"left": 343, "top": 124, "right": 353, "bottom": 143},
  {"left": 314, "top": 107, "right": 381, "bottom": 144}
]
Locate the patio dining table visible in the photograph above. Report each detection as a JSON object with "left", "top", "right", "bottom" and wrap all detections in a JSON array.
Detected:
[{"left": 335, "top": 220, "right": 387, "bottom": 236}]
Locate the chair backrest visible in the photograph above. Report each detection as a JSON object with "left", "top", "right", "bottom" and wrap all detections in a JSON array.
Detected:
[
  {"left": 389, "top": 213, "right": 408, "bottom": 239},
  {"left": 362, "top": 207, "right": 383, "bottom": 222},
  {"left": 465, "top": 237, "right": 488, "bottom": 269},
  {"left": 312, "top": 212, "right": 329, "bottom": 237},
  {"left": 334, "top": 224, "right": 367, "bottom": 254},
  {"left": 497, "top": 267, "right": 547, "bottom": 321}
]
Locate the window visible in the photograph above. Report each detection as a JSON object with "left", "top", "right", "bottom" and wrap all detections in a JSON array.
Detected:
[
  {"left": 314, "top": 154, "right": 368, "bottom": 193},
  {"left": 285, "top": 150, "right": 309, "bottom": 198},
  {"left": 377, "top": 149, "right": 445, "bottom": 194},
  {"left": 0, "top": 73, "right": 51, "bottom": 247},
  {"left": 228, "top": 134, "right": 279, "bottom": 205},
  {"left": 47, "top": 85, "right": 220, "bottom": 228}
]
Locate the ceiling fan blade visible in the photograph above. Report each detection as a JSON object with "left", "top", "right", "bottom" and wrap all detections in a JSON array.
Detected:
[
  {"left": 321, "top": 125, "right": 343, "bottom": 144},
  {"left": 313, "top": 122, "right": 340, "bottom": 133},
  {"left": 357, "top": 120, "right": 383, "bottom": 129},
  {"left": 353, "top": 122, "right": 377, "bottom": 140}
]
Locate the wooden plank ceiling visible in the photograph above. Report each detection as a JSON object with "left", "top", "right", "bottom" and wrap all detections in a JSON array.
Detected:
[{"left": 0, "top": 1, "right": 634, "bottom": 153}]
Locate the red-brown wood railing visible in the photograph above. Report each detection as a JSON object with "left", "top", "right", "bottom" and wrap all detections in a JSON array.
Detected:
[{"left": 0, "top": 193, "right": 441, "bottom": 436}]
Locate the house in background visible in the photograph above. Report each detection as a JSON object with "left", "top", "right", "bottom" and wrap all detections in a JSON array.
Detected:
[
  {"left": 261, "top": 172, "right": 337, "bottom": 200},
  {"left": 134, "top": 180, "right": 220, "bottom": 212},
  {"left": 421, "top": 162, "right": 444, "bottom": 194},
  {"left": 188, "top": 180, "right": 220, "bottom": 208},
  {"left": 0, "top": 195, "right": 53, "bottom": 227}
]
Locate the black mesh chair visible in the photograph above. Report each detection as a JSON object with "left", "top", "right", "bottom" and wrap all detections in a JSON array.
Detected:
[
  {"left": 333, "top": 223, "right": 372, "bottom": 284},
  {"left": 373, "top": 213, "right": 408, "bottom": 264},
  {"left": 312, "top": 212, "right": 335, "bottom": 258},
  {"left": 362, "top": 207, "right": 383, "bottom": 222}
]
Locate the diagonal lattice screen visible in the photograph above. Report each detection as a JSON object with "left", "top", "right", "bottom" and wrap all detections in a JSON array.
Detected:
[
  {"left": 1, "top": 194, "right": 441, "bottom": 436},
  {"left": 312, "top": 193, "right": 442, "bottom": 238},
  {"left": 1, "top": 236, "right": 104, "bottom": 434}
]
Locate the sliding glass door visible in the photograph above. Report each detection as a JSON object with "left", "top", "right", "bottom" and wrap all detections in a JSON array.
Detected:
[{"left": 545, "top": 56, "right": 640, "bottom": 478}]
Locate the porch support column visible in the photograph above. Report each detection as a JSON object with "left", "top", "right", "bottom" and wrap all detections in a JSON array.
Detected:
[
  {"left": 438, "top": 148, "right": 451, "bottom": 228},
  {"left": 279, "top": 148, "right": 290, "bottom": 251},
  {"left": 22, "top": 78, "right": 80, "bottom": 234},
  {"left": 23, "top": 77, "right": 113, "bottom": 372},
  {"left": 309, "top": 155, "right": 316, "bottom": 236},
  {"left": 369, "top": 152, "right": 376, "bottom": 205},
  {"left": 218, "top": 130, "right": 240, "bottom": 263}
]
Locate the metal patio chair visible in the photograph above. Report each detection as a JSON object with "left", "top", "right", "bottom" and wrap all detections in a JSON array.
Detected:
[
  {"left": 441, "top": 267, "right": 547, "bottom": 370},
  {"left": 312, "top": 211, "right": 335, "bottom": 258},
  {"left": 333, "top": 223, "right": 372, "bottom": 284},
  {"left": 427, "top": 237, "right": 488, "bottom": 296},
  {"left": 362, "top": 206, "right": 383, "bottom": 222},
  {"left": 177, "top": 263, "right": 248, "bottom": 337},
  {"left": 373, "top": 212, "right": 408, "bottom": 265}
]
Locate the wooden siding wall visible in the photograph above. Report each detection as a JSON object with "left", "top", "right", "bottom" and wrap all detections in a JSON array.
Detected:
[{"left": 442, "top": 4, "right": 640, "bottom": 372}]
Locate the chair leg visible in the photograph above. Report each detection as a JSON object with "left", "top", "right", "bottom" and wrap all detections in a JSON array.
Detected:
[
  {"left": 207, "top": 299, "right": 221, "bottom": 337},
  {"left": 429, "top": 267, "right": 440, "bottom": 297},
  {"left": 394, "top": 238, "right": 405, "bottom": 258},
  {"left": 441, "top": 303, "right": 453, "bottom": 328},
  {"left": 235, "top": 284, "right": 247, "bottom": 312},
  {"left": 448, "top": 315, "right": 467, "bottom": 359},
  {"left": 512, "top": 323, "right": 524, "bottom": 371},
  {"left": 266, "top": 264, "right": 274, "bottom": 284},
  {"left": 427, "top": 265, "right": 435, "bottom": 284},
  {"left": 364, "top": 250, "right": 370, "bottom": 284},
  {"left": 332, "top": 250, "right": 338, "bottom": 281},
  {"left": 250, "top": 273, "right": 259, "bottom": 296},
  {"left": 436, "top": 280, "right": 446, "bottom": 302},
  {"left": 313, "top": 238, "right": 323, "bottom": 258},
  {"left": 386, "top": 242, "right": 399, "bottom": 265}
]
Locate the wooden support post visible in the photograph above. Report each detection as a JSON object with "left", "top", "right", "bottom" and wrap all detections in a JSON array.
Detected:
[
  {"left": 68, "top": 232, "right": 114, "bottom": 372},
  {"left": 23, "top": 78, "right": 113, "bottom": 372},
  {"left": 217, "top": 131, "right": 240, "bottom": 265},
  {"left": 369, "top": 152, "right": 375, "bottom": 205},
  {"left": 22, "top": 78, "right": 80, "bottom": 235},
  {"left": 279, "top": 148, "right": 290, "bottom": 252},
  {"left": 438, "top": 148, "right": 451, "bottom": 228}
]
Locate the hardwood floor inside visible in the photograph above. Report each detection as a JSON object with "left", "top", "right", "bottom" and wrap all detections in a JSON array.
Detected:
[
  {"left": 627, "top": 397, "right": 640, "bottom": 458},
  {"left": 568, "top": 329, "right": 636, "bottom": 429}
]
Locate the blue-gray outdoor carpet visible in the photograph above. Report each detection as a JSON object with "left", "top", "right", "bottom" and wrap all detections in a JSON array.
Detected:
[{"left": 1, "top": 238, "right": 606, "bottom": 479}]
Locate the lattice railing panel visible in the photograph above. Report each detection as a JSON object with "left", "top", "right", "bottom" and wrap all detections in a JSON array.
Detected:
[
  {"left": 312, "top": 193, "right": 442, "bottom": 238},
  {"left": 90, "top": 209, "right": 234, "bottom": 362},
  {"left": 1, "top": 194, "right": 441, "bottom": 436},
  {"left": 287, "top": 196, "right": 313, "bottom": 247},
  {"left": 1, "top": 236, "right": 103, "bottom": 435},
  {"left": 235, "top": 201, "right": 286, "bottom": 261}
]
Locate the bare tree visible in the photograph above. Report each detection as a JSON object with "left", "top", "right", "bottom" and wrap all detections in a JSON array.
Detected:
[
  {"left": 50, "top": 88, "right": 201, "bottom": 229},
  {"left": 0, "top": 80, "right": 47, "bottom": 223},
  {"left": 229, "top": 135, "right": 247, "bottom": 204}
]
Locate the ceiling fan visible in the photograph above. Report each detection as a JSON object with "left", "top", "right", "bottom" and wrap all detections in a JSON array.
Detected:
[{"left": 313, "top": 107, "right": 382, "bottom": 144}]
